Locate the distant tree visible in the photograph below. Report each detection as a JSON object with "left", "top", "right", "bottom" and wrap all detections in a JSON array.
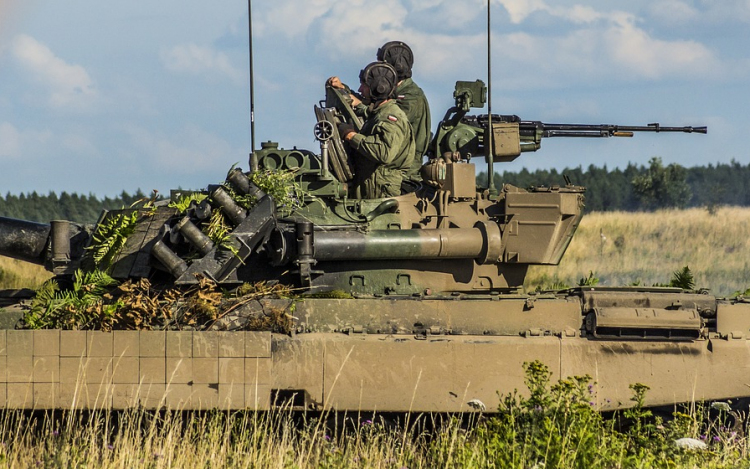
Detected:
[
  {"left": 0, "top": 190, "right": 153, "bottom": 223},
  {"left": 631, "top": 157, "right": 692, "bottom": 210}
]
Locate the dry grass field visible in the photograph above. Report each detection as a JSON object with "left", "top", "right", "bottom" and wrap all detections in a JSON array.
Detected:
[
  {"left": 526, "top": 206, "right": 750, "bottom": 296},
  {"left": 0, "top": 256, "right": 51, "bottom": 290}
]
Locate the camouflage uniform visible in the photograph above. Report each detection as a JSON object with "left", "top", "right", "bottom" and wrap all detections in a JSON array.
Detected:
[
  {"left": 394, "top": 78, "right": 431, "bottom": 181},
  {"left": 348, "top": 100, "right": 415, "bottom": 199}
]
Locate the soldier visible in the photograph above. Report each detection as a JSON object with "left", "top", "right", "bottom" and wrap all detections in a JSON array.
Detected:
[
  {"left": 376, "top": 41, "right": 431, "bottom": 181},
  {"left": 328, "top": 41, "right": 431, "bottom": 184},
  {"left": 337, "top": 62, "right": 415, "bottom": 199}
]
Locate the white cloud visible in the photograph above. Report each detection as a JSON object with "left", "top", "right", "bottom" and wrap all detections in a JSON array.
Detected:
[
  {"left": 602, "top": 13, "right": 716, "bottom": 79},
  {"left": 254, "top": 0, "right": 719, "bottom": 86},
  {"left": 498, "top": 0, "right": 609, "bottom": 26},
  {"left": 494, "top": 0, "right": 602, "bottom": 24},
  {"left": 564, "top": 4, "right": 604, "bottom": 24},
  {"left": 271, "top": 0, "right": 482, "bottom": 77},
  {"left": 497, "top": 0, "right": 549, "bottom": 23},
  {"left": 259, "top": 0, "right": 334, "bottom": 39},
  {"left": 161, "top": 44, "right": 244, "bottom": 84},
  {"left": 10, "top": 34, "right": 98, "bottom": 110},
  {"left": 484, "top": 3, "right": 719, "bottom": 84},
  {"left": 315, "top": 1, "right": 409, "bottom": 58}
]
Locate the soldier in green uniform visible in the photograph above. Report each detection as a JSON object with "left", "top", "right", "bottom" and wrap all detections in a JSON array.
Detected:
[
  {"left": 337, "top": 62, "right": 415, "bottom": 199},
  {"left": 376, "top": 41, "right": 431, "bottom": 182},
  {"left": 328, "top": 41, "right": 431, "bottom": 186}
]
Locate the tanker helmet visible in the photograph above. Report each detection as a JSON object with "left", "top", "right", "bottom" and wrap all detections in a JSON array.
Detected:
[
  {"left": 358, "top": 62, "right": 398, "bottom": 104},
  {"left": 376, "top": 41, "right": 413, "bottom": 80}
]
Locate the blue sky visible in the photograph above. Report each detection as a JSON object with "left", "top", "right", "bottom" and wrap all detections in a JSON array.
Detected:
[{"left": 0, "top": 0, "right": 747, "bottom": 196}]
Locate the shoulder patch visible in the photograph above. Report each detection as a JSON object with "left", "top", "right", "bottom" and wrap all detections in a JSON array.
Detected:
[{"left": 388, "top": 115, "right": 398, "bottom": 122}]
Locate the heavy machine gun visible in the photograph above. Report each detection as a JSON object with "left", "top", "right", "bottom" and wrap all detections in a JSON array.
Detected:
[{"left": 432, "top": 80, "right": 707, "bottom": 162}]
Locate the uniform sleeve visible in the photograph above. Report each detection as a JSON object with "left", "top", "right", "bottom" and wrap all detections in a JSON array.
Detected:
[
  {"left": 354, "top": 103, "right": 370, "bottom": 119},
  {"left": 349, "top": 120, "right": 403, "bottom": 165}
]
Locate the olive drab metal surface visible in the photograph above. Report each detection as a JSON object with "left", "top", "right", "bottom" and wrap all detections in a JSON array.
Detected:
[{"left": 0, "top": 79, "right": 738, "bottom": 413}]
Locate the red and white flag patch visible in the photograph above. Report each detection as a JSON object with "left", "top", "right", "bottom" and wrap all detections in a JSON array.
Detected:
[{"left": 388, "top": 115, "right": 398, "bottom": 122}]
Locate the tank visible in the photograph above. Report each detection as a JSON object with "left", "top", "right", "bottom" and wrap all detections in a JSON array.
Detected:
[{"left": 0, "top": 79, "right": 740, "bottom": 414}]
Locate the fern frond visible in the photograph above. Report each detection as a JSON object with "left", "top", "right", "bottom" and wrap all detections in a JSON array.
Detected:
[
  {"left": 87, "top": 211, "right": 138, "bottom": 271},
  {"left": 168, "top": 193, "right": 208, "bottom": 214}
]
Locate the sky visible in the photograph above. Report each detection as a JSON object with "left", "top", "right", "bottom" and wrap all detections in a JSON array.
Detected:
[{"left": 0, "top": 0, "right": 748, "bottom": 197}]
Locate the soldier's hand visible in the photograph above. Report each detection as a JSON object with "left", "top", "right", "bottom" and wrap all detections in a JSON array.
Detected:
[
  {"left": 327, "top": 76, "right": 344, "bottom": 89},
  {"left": 337, "top": 123, "right": 356, "bottom": 140},
  {"left": 350, "top": 94, "right": 362, "bottom": 107}
]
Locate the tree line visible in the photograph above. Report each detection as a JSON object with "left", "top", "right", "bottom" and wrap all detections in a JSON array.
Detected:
[
  {"left": 478, "top": 158, "right": 750, "bottom": 212},
  {"left": 0, "top": 190, "right": 150, "bottom": 224}
]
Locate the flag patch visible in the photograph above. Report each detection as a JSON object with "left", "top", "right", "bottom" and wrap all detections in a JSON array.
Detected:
[
  {"left": 397, "top": 95, "right": 405, "bottom": 99},
  {"left": 388, "top": 115, "right": 398, "bottom": 122}
]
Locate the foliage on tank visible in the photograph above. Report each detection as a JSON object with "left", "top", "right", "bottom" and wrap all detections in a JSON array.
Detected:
[{"left": 22, "top": 271, "right": 295, "bottom": 332}]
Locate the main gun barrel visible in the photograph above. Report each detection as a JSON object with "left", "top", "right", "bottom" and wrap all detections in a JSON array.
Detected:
[{"left": 0, "top": 216, "right": 51, "bottom": 265}]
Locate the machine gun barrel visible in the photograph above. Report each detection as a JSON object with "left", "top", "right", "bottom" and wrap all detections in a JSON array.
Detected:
[
  {"left": 455, "top": 114, "right": 708, "bottom": 159},
  {"left": 535, "top": 122, "right": 708, "bottom": 138}
]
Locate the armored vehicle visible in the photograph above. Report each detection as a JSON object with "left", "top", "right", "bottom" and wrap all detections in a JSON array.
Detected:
[{"left": 1, "top": 79, "right": 744, "bottom": 414}]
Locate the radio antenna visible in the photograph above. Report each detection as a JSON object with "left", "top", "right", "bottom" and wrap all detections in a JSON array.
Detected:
[
  {"left": 486, "top": 0, "right": 497, "bottom": 196},
  {"left": 248, "top": 0, "right": 257, "bottom": 161}
]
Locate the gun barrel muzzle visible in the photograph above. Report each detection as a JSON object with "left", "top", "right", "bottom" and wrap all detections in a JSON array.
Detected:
[{"left": 0, "top": 216, "right": 51, "bottom": 265}]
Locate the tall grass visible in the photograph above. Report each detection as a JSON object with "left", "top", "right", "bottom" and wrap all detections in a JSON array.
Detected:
[
  {"left": 0, "top": 363, "right": 747, "bottom": 468},
  {"left": 526, "top": 206, "right": 750, "bottom": 296},
  {"left": 0, "top": 408, "right": 440, "bottom": 468}
]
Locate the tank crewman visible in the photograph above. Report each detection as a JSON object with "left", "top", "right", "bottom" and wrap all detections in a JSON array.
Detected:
[
  {"left": 376, "top": 41, "right": 431, "bottom": 181},
  {"left": 337, "top": 62, "right": 416, "bottom": 199},
  {"left": 327, "top": 41, "right": 431, "bottom": 183}
]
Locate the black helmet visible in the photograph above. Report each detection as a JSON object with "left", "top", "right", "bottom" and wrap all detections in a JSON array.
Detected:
[
  {"left": 359, "top": 61, "right": 398, "bottom": 103},
  {"left": 376, "top": 41, "right": 413, "bottom": 80}
]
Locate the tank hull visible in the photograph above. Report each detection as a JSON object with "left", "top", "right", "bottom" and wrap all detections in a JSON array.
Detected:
[
  {"left": 272, "top": 332, "right": 748, "bottom": 412},
  {"left": 2, "top": 296, "right": 748, "bottom": 411}
]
